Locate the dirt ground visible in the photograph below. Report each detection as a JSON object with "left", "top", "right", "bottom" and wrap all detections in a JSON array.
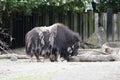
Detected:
[
  {"left": 1, "top": 59, "right": 120, "bottom": 80},
  {"left": 1, "top": 47, "right": 120, "bottom": 80}
]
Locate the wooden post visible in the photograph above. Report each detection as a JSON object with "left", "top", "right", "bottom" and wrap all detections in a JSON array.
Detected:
[
  {"left": 94, "top": 13, "right": 99, "bottom": 32},
  {"left": 78, "top": 13, "right": 83, "bottom": 40},
  {"left": 67, "top": 11, "right": 71, "bottom": 29},
  {"left": 64, "top": 14, "right": 68, "bottom": 26},
  {"left": 88, "top": 11, "right": 94, "bottom": 37},
  {"left": 100, "top": 13, "right": 107, "bottom": 41},
  {"left": 56, "top": 14, "right": 59, "bottom": 24},
  {"left": 107, "top": 9, "right": 113, "bottom": 41},
  {"left": 102, "top": 13, "right": 107, "bottom": 32},
  {"left": 36, "top": 13, "right": 39, "bottom": 26},
  {"left": 117, "top": 12, "right": 120, "bottom": 40},
  {"left": 74, "top": 13, "right": 78, "bottom": 32},
  {"left": 62, "top": 14, "right": 65, "bottom": 24},
  {"left": 9, "top": 14, "right": 13, "bottom": 35},
  {"left": 71, "top": 12, "right": 74, "bottom": 30},
  {"left": 83, "top": 12, "right": 88, "bottom": 41},
  {"left": 45, "top": 13, "right": 49, "bottom": 26},
  {"left": 49, "top": 11, "right": 53, "bottom": 25},
  {"left": 112, "top": 14, "right": 118, "bottom": 41}
]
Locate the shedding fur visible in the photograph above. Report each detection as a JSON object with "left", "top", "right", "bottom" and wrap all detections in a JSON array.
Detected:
[{"left": 25, "top": 23, "right": 82, "bottom": 62}]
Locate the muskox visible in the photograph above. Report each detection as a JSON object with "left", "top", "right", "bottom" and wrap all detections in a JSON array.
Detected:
[
  {"left": 25, "top": 23, "right": 82, "bottom": 62},
  {"left": 0, "top": 28, "right": 13, "bottom": 51}
]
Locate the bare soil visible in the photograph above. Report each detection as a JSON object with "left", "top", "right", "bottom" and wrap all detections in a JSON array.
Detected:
[
  {"left": 0, "top": 59, "right": 120, "bottom": 80},
  {"left": 1, "top": 47, "right": 120, "bottom": 80}
]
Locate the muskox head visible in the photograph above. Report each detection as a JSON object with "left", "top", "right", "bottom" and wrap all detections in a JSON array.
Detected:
[{"left": 52, "top": 23, "right": 82, "bottom": 61}]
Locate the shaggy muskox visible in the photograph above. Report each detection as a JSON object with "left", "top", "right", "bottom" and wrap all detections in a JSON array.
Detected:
[
  {"left": 0, "top": 28, "right": 13, "bottom": 51},
  {"left": 25, "top": 23, "right": 82, "bottom": 62}
]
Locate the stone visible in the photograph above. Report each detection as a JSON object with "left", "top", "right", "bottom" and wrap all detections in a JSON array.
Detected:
[
  {"left": 10, "top": 53, "right": 18, "bottom": 61},
  {"left": 86, "top": 27, "right": 106, "bottom": 48}
]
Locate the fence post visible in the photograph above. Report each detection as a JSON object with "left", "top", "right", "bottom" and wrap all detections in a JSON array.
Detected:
[
  {"left": 99, "top": 13, "right": 107, "bottom": 41},
  {"left": 71, "top": 12, "right": 74, "bottom": 30},
  {"left": 78, "top": 13, "right": 83, "bottom": 39},
  {"left": 117, "top": 12, "right": 120, "bottom": 40},
  {"left": 94, "top": 13, "right": 99, "bottom": 31},
  {"left": 49, "top": 11, "right": 54, "bottom": 25},
  {"left": 107, "top": 9, "right": 113, "bottom": 41},
  {"left": 88, "top": 11, "right": 94, "bottom": 37},
  {"left": 67, "top": 11, "right": 72, "bottom": 29},
  {"left": 35, "top": 13, "right": 39, "bottom": 26},
  {"left": 9, "top": 14, "right": 13, "bottom": 35},
  {"left": 112, "top": 14, "right": 118, "bottom": 41},
  {"left": 74, "top": 13, "right": 78, "bottom": 32},
  {"left": 64, "top": 14, "right": 67, "bottom": 26},
  {"left": 83, "top": 12, "right": 88, "bottom": 41},
  {"left": 102, "top": 13, "right": 107, "bottom": 31},
  {"left": 45, "top": 12, "right": 49, "bottom": 26}
]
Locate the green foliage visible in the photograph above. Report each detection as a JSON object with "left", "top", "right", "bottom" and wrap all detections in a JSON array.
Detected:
[
  {"left": 97, "top": 0, "right": 120, "bottom": 13},
  {"left": 1, "top": 0, "right": 120, "bottom": 16},
  {"left": 0, "top": 0, "right": 92, "bottom": 16},
  {"left": 0, "top": 0, "right": 40, "bottom": 15}
]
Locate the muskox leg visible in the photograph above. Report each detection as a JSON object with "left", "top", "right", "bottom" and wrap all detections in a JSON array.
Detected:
[
  {"left": 56, "top": 54, "right": 62, "bottom": 62},
  {"left": 56, "top": 54, "right": 67, "bottom": 62},
  {"left": 51, "top": 48, "right": 62, "bottom": 62},
  {"left": 30, "top": 54, "right": 34, "bottom": 62},
  {"left": 34, "top": 53, "right": 40, "bottom": 62},
  {"left": 56, "top": 51, "right": 63, "bottom": 62}
]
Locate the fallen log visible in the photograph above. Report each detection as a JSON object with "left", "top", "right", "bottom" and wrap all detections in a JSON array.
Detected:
[
  {"left": 101, "top": 42, "right": 120, "bottom": 54},
  {"left": 0, "top": 54, "right": 30, "bottom": 59},
  {"left": 69, "top": 54, "right": 113, "bottom": 62},
  {"left": 69, "top": 50, "right": 115, "bottom": 62}
]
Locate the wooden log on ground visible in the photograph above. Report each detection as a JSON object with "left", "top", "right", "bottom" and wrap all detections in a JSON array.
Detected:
[
  {"left": 101, "top": 42, "right": 120, "bottom": 53},
  {"left": 69, "top": 50, "right": 114, "bottom": 62},
  {"left": 0, "top": 54, "right": 30, "bottom": 59}
]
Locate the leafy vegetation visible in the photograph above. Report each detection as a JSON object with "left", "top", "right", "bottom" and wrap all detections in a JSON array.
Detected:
[
  {"left": 0, "top": 0, "right": 93, "bottom": 15},
  {"left": 0, "top": 0, "right": 93, "bottom": 28},
  {"left": 96, "top": 0, "right": 120, "bottom": 13},
  {"left": 0, "top": 0, "right": 120, "bottom": 17}
]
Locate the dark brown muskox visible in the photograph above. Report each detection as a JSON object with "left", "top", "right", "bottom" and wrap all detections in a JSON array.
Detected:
[
  {"left": 25, "top": 23, "right": 82, "bottom": 62},
  {"left": 0, "top": 28, "right": 13, "bottom": 51}
]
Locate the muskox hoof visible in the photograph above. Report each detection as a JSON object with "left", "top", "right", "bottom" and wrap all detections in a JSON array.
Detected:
[
  {"left": 50, "top": 59, "right": 56, "bottom": 62},
  {"left": 37, "top": 59, "right": 41, "bottom": 62},
  {"left": 37, "top": 57, "right": 44, "bottom": 62}
]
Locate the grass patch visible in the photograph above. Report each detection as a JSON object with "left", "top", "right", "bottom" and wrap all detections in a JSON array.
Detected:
[
  {"left": 0, "top": 58, "right": 9, "bottom": 60},
  {"left": 5, "top": 75, "right": 36, "bottom": 80},
  {"left": 2, "top": 72, "right": 57, "bottom": 80}
]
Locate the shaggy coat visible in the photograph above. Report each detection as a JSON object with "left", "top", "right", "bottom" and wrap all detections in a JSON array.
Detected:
[{"left": 25, "top": 23, "right": 81, "bottom": 61}]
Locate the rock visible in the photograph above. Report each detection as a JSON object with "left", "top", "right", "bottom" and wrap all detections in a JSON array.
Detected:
[
  {"left": 86, "top": 27, "right": 106, "bottom": 48},
  {"left": 10, "top": 53, "right": 18, "bottom": 61}
]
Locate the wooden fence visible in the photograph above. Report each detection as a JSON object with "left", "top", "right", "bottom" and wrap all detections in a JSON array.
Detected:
[{"left": 5, "top": 11, "right": 120, "bottom": 47}]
